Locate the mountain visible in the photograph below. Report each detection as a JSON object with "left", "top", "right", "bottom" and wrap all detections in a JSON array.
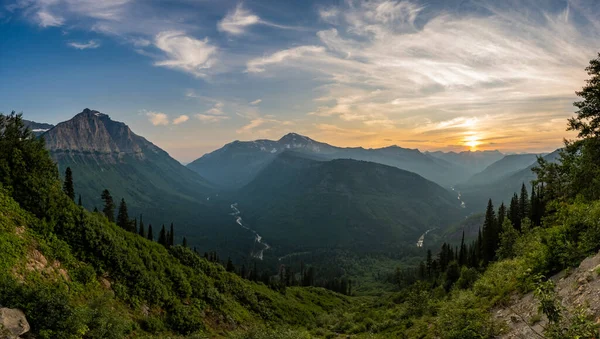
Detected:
[
  {"left": 235, "top": 151, "right": 465, "bottom": 255},
  {"left": 426, "top": 150, "right": 505, "bottom": 175},
  {"left": 188, "top": 133, "right": 468, "bottom": 189},
  {"left": 23, "top": 119, "right": 54, "bottom": 136},
  {"left": 465, "top": 153, "right": 542, "bottom": 186},
  {"left": 458, "top": 150, "right": 562, "bottom": 212},
  {"left": 41, "top": 109, "right": 226, "bottom": 238}
]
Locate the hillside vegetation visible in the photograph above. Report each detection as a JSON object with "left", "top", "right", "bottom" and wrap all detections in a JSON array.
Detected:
[{"left": 0, "top": 113, "right": 349, "bottom": 338}]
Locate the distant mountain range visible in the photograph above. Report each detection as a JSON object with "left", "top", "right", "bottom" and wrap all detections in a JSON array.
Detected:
[
  {"left": 425, "top": 150, "right": 505, "bottom": 174},
  {"left": 187, "top": 133, "right": 504, "bottom": 189},
  {"left": 236, "top": 151, "right": 464, "bottom": 253},
  {"left": 23, "top": 119, "right": 54, "bottom": 136},
  {"left": 458, "top": 150, "right": 561, "bottom": 212}
]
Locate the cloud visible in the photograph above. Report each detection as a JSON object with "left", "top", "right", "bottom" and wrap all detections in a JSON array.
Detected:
[
  {"left": 146, "top": 111, "right": 170, "bottom": 126},
  {"left": 217, "top": 3, "right": 301, "bottom": 35},
  {"left": 154, "top": 31, "right": 218, "bottom": 78},
  {"left": 205, "top": 102, "right": 225, "bottom": 115},
  {"left": 245, "top": 0, "right": 599, "bottom": 148},
  {"left": 37, "top": 11, "right": 64, "bottom": 27},
  {"left": 236, "top": 115, "right": 293, "bottom": 134},
  {"left": 173, "top": 115, "right": 189, "bottom": 125},
  {"left": 195, "top": 114, "right": 230, "bottom": 123},
  {"left": 246, "top": 45, "right": 325, "bottom": 73},
  {"left": 67, "top": 39, "right": 100, "bottom": 49},
  {"left": 217, "top": 4, "right": 260, "bottom": 35},
  {"left": 249, "top": 99, "right": 262, "bottom": 105},
  {"left": 13, "top": 0, "right": 131, "bottom": 27}
]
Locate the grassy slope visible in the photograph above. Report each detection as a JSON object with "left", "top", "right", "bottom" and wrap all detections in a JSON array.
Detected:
[{"left": 0, "top": 187, "right": 349, "bottom": 338}]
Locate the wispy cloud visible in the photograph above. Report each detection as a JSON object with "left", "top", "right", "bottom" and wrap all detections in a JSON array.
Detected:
[
  {"left": 246, "top": 46, "right": 325, "bottom": 73},
  {"left": 37, "top": 11, "right": 64, "bottom": 27},
  {"left": 217, "top": 4, "right": 260, "bottom": 35},
  {"left": 249, "top": 99, "right": 262, "bottom": 105},
  {"left": 154, "top": 31, "right": 218, "bottom": 78},
  {"left": 173, "top": 115, "right": 189, "bottom": 125},
  {"left": 245, "top": 0, "right": 599, "bottom": 150},
  {"left": 146, "top": 111, "right": 170, "bottom": 126},
  {"left": 67, "top": 39, "right": 100, "bottom": 49},
  {"left": 196, "top": 114, "right": 230, "bottom": 123},
  {"left": 218, "top": 3, "right": 303, "bottom": 35}
]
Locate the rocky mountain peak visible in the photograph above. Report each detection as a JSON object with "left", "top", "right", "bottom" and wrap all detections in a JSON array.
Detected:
[
  {"left": 43, "top": 109, "right": 156, "bottom": 156},
  {"left": 277, "top": 133, "right": 314, "bottom": 145}
]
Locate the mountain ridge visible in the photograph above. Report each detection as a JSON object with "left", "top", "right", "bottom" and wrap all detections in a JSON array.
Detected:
[{"left": 188, "top": 133, "right": 480, "bottom": 189}]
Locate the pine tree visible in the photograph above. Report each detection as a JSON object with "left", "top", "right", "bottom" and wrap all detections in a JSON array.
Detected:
[
  {"left": 138, "top": 215, "right": 145, "bottom": 237},
  {"left": 182, "top": 237, "right": 187, "bottom": 248},
  {"left": 116, "top": 198, "right": 129, "bottom": 231},
  {"left": 509, "top": 193, "right": 521, "bottom": 231},
  {"left": 158, "top": 225, "right": 167, "bottom": 246},
  {"left": 497, "top": 202, "right": 506, "bottom": 228},
  {"left": 78, "top": 194, "right": 82, "bottom": 207},
  {"left": 147, "top": 224, "right": 154, "bottom": 241},
  {"left": 63, "top": 167, "right": 75, "bottom": 201},
  {"left": 226, "top": 257, "right": 235, "bottom": 272},
  {"left": 519, "top": 183, "right": 529, "bottom": 223},
  {"left": 426, "top": 249, "right": 433, "bottom": 277},
  {"left": 458, "top": 231, "right": 467, "bottom": 266},
  {"left": 101, "top": 189, "right": 115, "bottom": 222},
  {"left": 169, "top": 223, "right": 175, "bottom": 247},
  {"left": 482, "top": 199, "right": 498, "bottom": 265}
]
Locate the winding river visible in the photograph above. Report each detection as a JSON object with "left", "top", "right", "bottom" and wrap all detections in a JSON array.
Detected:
[{"left": 230, "top": 203, "right": 270, "bottom": 260}]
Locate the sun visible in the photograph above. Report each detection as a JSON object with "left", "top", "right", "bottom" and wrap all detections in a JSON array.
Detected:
[{"left": 464, "top": 135, "right": 481, "bottom": 150}]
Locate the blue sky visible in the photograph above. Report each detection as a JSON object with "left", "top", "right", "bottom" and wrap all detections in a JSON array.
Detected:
[{"left": 1, "top": 0, "right": 599, "bottom": 162}]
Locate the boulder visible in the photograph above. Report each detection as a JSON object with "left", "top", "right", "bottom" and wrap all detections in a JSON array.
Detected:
[{"left": 0, "top": 308, "right": 30, "bottom": 339}]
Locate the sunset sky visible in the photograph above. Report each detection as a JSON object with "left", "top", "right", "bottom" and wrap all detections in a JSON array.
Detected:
[{"left": 1, "top": 0, "right": 599, "bottom": 162}]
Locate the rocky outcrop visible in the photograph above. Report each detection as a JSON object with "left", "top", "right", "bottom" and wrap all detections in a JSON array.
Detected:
[
  {"left": 494, "top": 251, "right": 600, "bottom": 338},
  {"left": 42, "top": 108, "right": 160, "bottom": 161},
  {"left": 0, "top": 308, "right": 30, "bottom": 339}
]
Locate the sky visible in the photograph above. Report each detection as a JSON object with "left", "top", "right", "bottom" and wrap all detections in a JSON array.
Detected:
[{"left": 1, "top": 0, "right": 599, "bottom": 162}]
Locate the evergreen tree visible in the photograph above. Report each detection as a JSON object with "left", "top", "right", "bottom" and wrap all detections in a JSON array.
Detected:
[
  {"left": 138, "top": 215, "right": 145, "bottom": 237},
  {"left": 226, "top": 257, "right": 235, "bottom": 272},
  {"left": 519, "top": 183, "right": 529, "bottom": 223},
  {"left": 93, "top": 206, "right": 98, "bottom": 213},
  {"left": 182, "top": 237, "right": 187, "bottom": 248},
  {"left": 533, "top": 53, "right": 600, "bottom": 201},
  {"left": 458, "top": 231, "right": 467, "bottom": 267},
  {"left": 241, "top": 264, "right": 247, "bottom": 279},
  {"left": 101, "top": 189, "right": 115, "bottom": 222},
  {"left": 169, "top": 223, "right": 175, "bottom": 247},
  {"left": 62, "top": 167, "right": 75, "bottom": 201},
  {"left": 497, "top": 219, "right": 519, "bottom": 259},
  {"left": 497, "top": 202, "right": 506, "bottom": 228},
  {"left": 78, "top": 194, "right": 82, "bottom": 207},
  {"left": 0, "top": 112, "right": 59, "bottom": 218},
  {"left": 509, "top": 193, "right": 521, "bottom": 231},
  {"left": 116, "top": 198, "right": 129, "bottom": 231},
  {"left": 158, "top": 225, "right": 167, "bottom": 246},
  {"left": 147, "top": 224, "right": 154, "bottom": 241},
  {"left": 426, "top": 249, "right": 433, "bottom": 277},
  {"left": 481, "top": 199, "right": 497, "bottom": 265}
]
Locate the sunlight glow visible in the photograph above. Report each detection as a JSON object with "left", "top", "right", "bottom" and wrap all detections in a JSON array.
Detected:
[{"left": 464, "top": 134, "right": 481, "bottom": 150}]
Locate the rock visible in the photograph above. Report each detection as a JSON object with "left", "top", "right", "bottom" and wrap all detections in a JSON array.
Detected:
[{"left": 0, "top": 308, "right": 30, "bottom": 339}]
